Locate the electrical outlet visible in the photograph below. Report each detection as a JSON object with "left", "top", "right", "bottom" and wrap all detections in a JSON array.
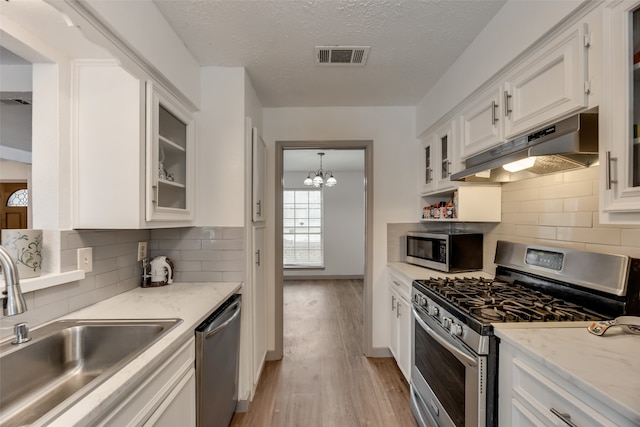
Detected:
[
  {"left": 77, "top": 247, "right": 93, "bottom": 273},
  {"left": 137, "top": 242, "right": 148, "bottom": 261}
]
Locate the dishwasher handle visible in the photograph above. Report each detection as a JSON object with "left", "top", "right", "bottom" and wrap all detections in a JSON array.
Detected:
[{"left": 203, "top": 299, "right": 242, "bottom": 340}]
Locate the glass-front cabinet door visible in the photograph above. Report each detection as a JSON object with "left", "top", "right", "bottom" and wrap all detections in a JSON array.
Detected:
[
  {"left": 419, "top": 137, "right": 434, "bottom": 194},
  {"left": 601, "top": 1, "right": 640, "bottom": 223},
  {"left": 146, "top": 82, "right": 194, "bottom": 221}
]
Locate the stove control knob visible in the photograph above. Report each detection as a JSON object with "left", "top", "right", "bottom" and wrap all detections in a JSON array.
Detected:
[
  {"left": 443, "top": 317, "right": 452, "bottom": 329},
  {"left": 451, "top": 324, "right": 463, "bottom": 337},
  {"left": 428, "top": 306, "right": 439, "bottom": 317}
]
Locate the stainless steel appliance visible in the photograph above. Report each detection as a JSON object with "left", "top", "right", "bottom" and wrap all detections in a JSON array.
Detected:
[
  {"left": 195, "top": 294, "right": 242, "bottom": 427},
  {"left": 410, "top": 241, "right": 640, "bottom": 427},
  {"left": 406, "top": 231, "right": 483, "bottom": 273},
  {"left": 451, "top": 112, "right": 598, "bottom": 183}
]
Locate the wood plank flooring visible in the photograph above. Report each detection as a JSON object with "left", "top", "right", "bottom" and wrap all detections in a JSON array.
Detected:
[{"left": 230, "top": 279, "right": 417, "bottom": 427}]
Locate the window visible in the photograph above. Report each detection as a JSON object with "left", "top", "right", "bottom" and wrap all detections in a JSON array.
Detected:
[
  {"left": 283, "top": 189, "right": 323, "bottom": 267},
  {"left": 6, "top": 189, "right": 28, "bottom": 207}
]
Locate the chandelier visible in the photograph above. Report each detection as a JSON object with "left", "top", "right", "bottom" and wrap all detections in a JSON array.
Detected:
[{"left": 304, "top": 152, "right": 337, "bottom": 187}]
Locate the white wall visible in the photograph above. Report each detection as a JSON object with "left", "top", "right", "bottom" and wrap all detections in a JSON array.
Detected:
[
  {"left": 283, "top": 170, "right": 365, "bottom": 277},
  {"left": 264, "top": 106, "right": 417, "bottom": 350},
  {"left": 415, "top": 0, "right": 586, "bottom": 136},
  {"left": 197, "top": 67, "right": 246, "bottom": 227}
]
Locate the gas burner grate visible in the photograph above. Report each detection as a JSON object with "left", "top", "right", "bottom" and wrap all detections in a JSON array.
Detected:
[{"left": 416, "top": 277, "right": 602, "bottom": 323}]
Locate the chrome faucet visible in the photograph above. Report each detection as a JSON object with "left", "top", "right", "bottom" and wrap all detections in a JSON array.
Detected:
[{"left": 0, "top": 245, "right": 27, "bottom": 316}]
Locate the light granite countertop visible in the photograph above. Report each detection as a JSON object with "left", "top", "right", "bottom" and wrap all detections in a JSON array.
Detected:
[
  {"left": 494, "top": 324, "right": 640, "bottom": 424},
  {"left": 21, "top": 281, "right": 242, "bottom": 426}
]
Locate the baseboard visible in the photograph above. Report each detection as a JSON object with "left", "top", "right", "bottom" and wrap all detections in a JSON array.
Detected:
[
  {"left": 266, "top": 349, "right": 282, "bottom": 361},
  {"left": 235, "top": 399, "right": 250, "bottom": 413},
  {"left": 368, "top": 346, "right": 393, "bottom": 358},
  {"left": 283, "top": 274, "right": 365, "bottom": 281}
]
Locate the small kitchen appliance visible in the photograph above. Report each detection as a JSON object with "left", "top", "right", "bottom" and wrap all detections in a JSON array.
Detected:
[
  {"left": 406, "top": 231, "right": 483, "bottom": 273},
  {"left": 410, "top": 240, "right": 640, "bottom": 427},
  {"left": 149, "top": 256, "right": 175, "bottom": 286}
]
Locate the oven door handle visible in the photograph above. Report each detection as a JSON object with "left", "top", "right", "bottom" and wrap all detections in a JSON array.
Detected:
[{"left": 413, "top": 307, "right": 478, "bottom": 368}]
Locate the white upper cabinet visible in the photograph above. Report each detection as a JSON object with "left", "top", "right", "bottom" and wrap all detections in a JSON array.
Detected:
[
  {"left": 73, "top": 61, "right": 195, "bottom": 229},
  {"left": 252, "top": 127, "right": 266, "bottom": 223},
  {"left": 459, "top": 84, "right": 504, "bottom": 159},
  {"left": 503, "top": 23, "right": 590, "bottom": 139},
  {"left": 418, "top": 119, "right": 459, "bottom": 195},
  {"left": 146, "top": 82, "right": 195, "bottom": 222},
  {"left": 418, "top": 137, "right": 435, "bottom": 194},
  {"left": 600, "top": 0, "right": 640, "bottom": 223}
]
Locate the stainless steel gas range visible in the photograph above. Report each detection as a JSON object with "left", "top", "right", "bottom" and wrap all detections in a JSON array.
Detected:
[{"left": 409, "top": 240, "right": 640, "bottom": 427}]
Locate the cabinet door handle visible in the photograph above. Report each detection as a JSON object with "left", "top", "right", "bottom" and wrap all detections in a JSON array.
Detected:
[
  {"left": 391, "top": 295, "right": 396, "bottom": 311},
  {"left": 151, "top": 185, "right": 158, "bottom": 204},
  {"left": 256, "top": 200, "right": 262, "bottom": 217},
  {"left": 426, "top": 167, "right": 432, "bottom": 184},
  {"left": 550, "top": 408, "right": 578, "bottom": 427},
  {"left": 396, "top": 303, "right": 401, "bottom": 318},
  {"left": 504, "top": 90, "right": 512, "bottom": 117},
  {"left": 255, "top": 249, "right": 261, "bottom": 266},
  {"left": 491, "top": 101, "right": 499, "bottom": 125},
  {"left": 606, "top": 151, "right": 618, "bottom": 190},
  {"left": 442, "top": 160, "right": 451, "bottom": 178}
]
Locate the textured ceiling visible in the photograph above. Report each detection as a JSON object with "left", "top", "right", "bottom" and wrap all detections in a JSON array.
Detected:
[{"left": 154, "top": 0, "right": 507, "bottom": 107}]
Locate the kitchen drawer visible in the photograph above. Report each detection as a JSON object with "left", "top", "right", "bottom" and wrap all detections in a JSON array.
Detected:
[
  {"left": 96, "top": 337, "right": 195, "bottom": 426},
  {"left": 510, "top": 355, "right": 632, "bottom": 427},
  {"left": 388, "top": 268, "right": 412, "bottom": 301}
]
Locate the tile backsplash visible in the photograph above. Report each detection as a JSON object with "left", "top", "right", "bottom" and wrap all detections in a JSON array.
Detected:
[
  {"left": 0, "top": 226, "right": 245, "bottom": 339},
  {"left": 389, "top": 166, "right": 640, "bottom": 274}
]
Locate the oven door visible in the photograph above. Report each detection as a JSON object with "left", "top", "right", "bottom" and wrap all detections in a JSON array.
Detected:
[{"left": 411, "top": 306, "right": 486, "bottom": 427}]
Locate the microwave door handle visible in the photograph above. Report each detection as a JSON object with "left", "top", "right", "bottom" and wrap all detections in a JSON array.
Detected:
[{"left": 412, "top": 308, "right": 477, "bottom": 368}]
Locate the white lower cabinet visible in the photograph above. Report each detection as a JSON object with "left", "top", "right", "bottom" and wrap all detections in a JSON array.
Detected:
[
  {"left": 97, "top": 338, "right": 196, "bottom": 426},
  {"left": 499, "top": 340, "right": 635, "bottom": 427},
  {"left": 388, "top": 269, "right": 411, "bottom": 382}
]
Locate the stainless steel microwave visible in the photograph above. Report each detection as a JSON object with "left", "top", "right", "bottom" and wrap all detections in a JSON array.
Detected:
[{"left": 406, "top": 231, "right": 483, "bottom": 273}]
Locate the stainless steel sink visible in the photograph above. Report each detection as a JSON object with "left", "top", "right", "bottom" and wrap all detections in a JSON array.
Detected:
[{"left": 0, "top": 318, "right": 182, "bottom": 426}]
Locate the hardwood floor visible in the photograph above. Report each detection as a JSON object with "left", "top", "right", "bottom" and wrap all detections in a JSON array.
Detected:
[{"left": 230, "top": 279, "right": 417, "bottom": 427}]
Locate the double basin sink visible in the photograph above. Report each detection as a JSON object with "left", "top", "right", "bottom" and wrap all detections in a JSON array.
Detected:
[{"left": 0, "top": 318, "right": 182, "bottom": 426}]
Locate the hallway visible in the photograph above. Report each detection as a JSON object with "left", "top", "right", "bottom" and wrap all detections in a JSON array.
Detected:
[{"left": 230, "top": 279, "right": 417, "bottom": 427}]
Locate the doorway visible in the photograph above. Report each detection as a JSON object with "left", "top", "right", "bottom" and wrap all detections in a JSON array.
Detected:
[
  {"left": 274, "top": 140, "right": 374, "bottom": 359},
  {"left": 0, "top": 182, "right": 28, "bottom": 229}
]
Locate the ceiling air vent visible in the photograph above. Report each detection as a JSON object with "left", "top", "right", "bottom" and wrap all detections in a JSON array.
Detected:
[{"left": 315, "top": 46, "right": 370, "bottom": 66}]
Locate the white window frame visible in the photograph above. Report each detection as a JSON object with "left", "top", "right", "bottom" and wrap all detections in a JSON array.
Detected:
[{"left": 283, "top": 188, "right": 324, "bottom": 268}]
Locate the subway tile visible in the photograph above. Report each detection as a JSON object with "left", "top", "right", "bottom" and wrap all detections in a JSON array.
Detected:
[
  {"left": 223, "top": 271, "right": 245, "bottom": 282},
  {"left": 539, "top": 212, "right": 592, "bottom": 227},
  {"left": 178, "top": 271, "right": 224, "bottom": 282},
  {"left": 502, "top": 201, "right": 520, "bottom": 213},
  {"left": 539, "top": 181, "right": 593, "bottom": 199},
  {"left": 68, "top": 231, "right": 118, "bottom": 249},
  {"left": 520, "top": 199, "right": 563, "bottom": 213},
  {"left": 556, "top": 227, "right": 621, "bottom": 246},
  {"left": 117, "top": 278, "right": 140, "bottom": 294},
  {"left": 182, "top": 250, "right": 223, "bottom": 261},
  {"left": 68, "top": 284, "right": 118, "bottom": 312},
  {"left": 92, "top": 258, "right": 119, "bottom": 276},
  {"left": 202, "top": 239, "right": 243, "bottom": 251},
  {"left": 94, "top": 270, "right": 119, "bottom": 289},
  {"left": 150, "top": 228, "right": 182, "bottom": 240},
  {"left": 117, "top": 265, "right": 138, "bottom": 282},
  {"left": 222, "top": 250, "right": 245, "bottom": 261},
  {"left": 563, "top": 196, "right": 598, "bottom": 213},
  {"left": 504, "top": 173, "right": 564, "bottom": 191},
  {"left": 32, "top": 281, "right": 82, "bottom": 307},
  {"left": 501, "top": 187, "right": 540, "bottom": 202},
  {"left": 94, "top": 243, "right": 135, "bottom": 261},
  {"left": 179, "top": 227, "right": 215, "bottom": 240},
  {"left": 147, "top": 250, "right": 182, "bottom": 261},
  {"left": 157, "top": 239, "right": 202, "bottom": 251},
  {"left": 202, "top": 260, "right": 244, "bottom": 272},
  {"left": 621, "top": 229, "right": 640, "bottom": 248},
  {"left": 175, "top": 261, "right": 203, "bottom": 272},
  {"left": 222, "top": 228, "right": 244, "bottom": 240},
  {"left": 116, "top": 229, "right": 151, "bottom": 243},
  {"left": 501, "top": 212, "right": 538, "bottom": 225},
  {"left": 514, "top": 225, "right": 556, "bottom": 240}
]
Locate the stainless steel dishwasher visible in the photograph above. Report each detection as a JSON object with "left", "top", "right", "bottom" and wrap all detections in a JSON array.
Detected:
[{"left": 195, "top": 294, "right": 242, "bottom": 427}]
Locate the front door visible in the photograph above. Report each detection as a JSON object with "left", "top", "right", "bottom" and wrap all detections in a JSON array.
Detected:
[{"left": 0, "top": 182, "right": 28, "bottom": 229}]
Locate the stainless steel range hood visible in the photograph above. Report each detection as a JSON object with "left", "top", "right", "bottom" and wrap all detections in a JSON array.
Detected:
[{"left": 451, "top": 112, "right": 598, "bottom": 183}]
